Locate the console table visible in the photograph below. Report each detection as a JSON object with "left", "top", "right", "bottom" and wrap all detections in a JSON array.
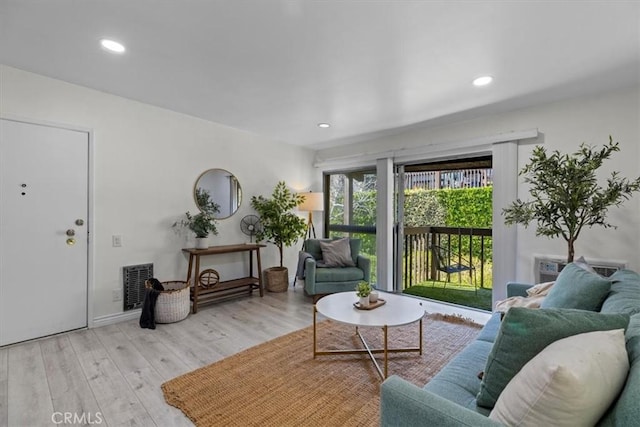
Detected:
[{"left": 182, "top": 243, "right": 266, "bottom": 313}]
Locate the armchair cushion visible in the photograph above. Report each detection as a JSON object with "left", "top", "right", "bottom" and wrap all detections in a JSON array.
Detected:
[
  {"left": 305, "top": 238, "right": 362, "bottom": 265},
  {"left": 319, "top": 237, "right": 355, "bottom": 267}
]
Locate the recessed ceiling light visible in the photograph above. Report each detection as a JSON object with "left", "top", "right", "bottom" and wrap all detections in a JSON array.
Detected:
[
  {"left": 100, "top": 39, "right": 126, "bottom": 54},
  {"left": 473, "top": 76, "right": 493, "bottom": 86},
  {"left": 317, "top": 123, "right": 331, "bottom": 128}
]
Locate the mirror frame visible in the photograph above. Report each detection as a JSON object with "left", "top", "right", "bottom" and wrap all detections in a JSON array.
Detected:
[{"left": 194, "top": 168, "right": 242, "bottom": 219}]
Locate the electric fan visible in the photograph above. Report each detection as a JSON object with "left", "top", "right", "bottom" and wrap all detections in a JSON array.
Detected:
[{"left": 240, "top": 215, "right": 262, "bottom": 243}]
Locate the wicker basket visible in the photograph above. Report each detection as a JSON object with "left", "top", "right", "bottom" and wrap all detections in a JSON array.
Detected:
[{"left": 145, "top": 280, "right": 190, "bottom": 323}]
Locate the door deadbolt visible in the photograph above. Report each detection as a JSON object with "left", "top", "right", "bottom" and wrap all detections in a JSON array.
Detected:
[
  {"left": 75, "top": 219, "right": 84, "bottom": 226},
  {"left": 66, "top": 229, "right": 75, "bottom": 236}
]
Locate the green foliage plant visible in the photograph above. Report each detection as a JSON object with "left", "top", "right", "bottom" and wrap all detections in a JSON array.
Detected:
[
  {"left": 355, "top": 281, "right": 372, "bottom": 297},
  {"left": 250, "top": 181, "right": 307, "bottom": 267},
  {"left": 503, "top": 137, "right": 640, "bottom": 262},
  {"left": 174, "top": 189, "right": 220, "bottom": 238}
]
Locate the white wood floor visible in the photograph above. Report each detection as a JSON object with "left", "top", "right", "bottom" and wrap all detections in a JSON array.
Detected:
[{"left": 0, "top": 287, "right": 490, "bottom": 427}]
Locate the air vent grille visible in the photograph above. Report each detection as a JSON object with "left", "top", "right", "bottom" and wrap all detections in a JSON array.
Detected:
[
  {"left": 534, "top": 257, "right": 624, "bottom": 284},
  {"left": 123, "top": 263, "right": 153, "bottom": 311}
]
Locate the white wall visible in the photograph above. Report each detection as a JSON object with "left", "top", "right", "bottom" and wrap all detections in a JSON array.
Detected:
[
  {"left": 316, "top": 86, "right": 640, "bottom": 287},
  {"left": 0, "top": 65, "right": 319, "bottom": 320}
]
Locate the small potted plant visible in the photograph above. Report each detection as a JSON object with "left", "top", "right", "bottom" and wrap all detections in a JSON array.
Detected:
[
  {"left": 174, "top": 189, "right": 220, "bottom": 249},
  {"left": 356, "top": 281, "right": 372, "bottom": 307}
]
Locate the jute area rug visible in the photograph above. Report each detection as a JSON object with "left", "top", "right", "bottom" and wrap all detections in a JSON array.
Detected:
[{"left": 162, "top": 313, "right": 481, "bottom": 427}]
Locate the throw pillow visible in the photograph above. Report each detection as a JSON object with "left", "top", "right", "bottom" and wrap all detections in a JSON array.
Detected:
[
  {"left": 574, "top": 255, "right": 602, "bottom": 276},
  {"left": 540, "top": 262, "right": 611, "bottom": 311},
  {"left": 319, "top": 238, "right": 355, "bottom": 267},
  {"left": 476, "top": 307, "right": 629, "bottom": 409},
  {"left": 489, "top": 329, "right": 629, "bottom": 426}
]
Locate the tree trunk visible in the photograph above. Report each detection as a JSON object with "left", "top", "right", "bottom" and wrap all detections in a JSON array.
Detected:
[
  {"left": 567, "top": 239, "right": 575, "bottom": 263},
  {"left": 278, "top": 244, "right": 284, "bottom": 267}
]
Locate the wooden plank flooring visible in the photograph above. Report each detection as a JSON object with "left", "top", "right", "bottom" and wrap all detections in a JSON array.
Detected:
[
  {"left": 0, "top": 288, "right": 489, "bottom": 427},
  {"left": 0, "top": 287, "right": 313, "bottom": 427}
]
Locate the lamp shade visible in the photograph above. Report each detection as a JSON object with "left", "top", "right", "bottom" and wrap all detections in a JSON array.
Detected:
[{"left": 298, "top": 192, "right": 324, "bottom": 212}]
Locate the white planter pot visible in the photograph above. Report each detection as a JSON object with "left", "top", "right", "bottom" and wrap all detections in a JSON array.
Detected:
[
  {"left": 359, "top": 296, "right": 370, "bottom": 307},
  {"left": 195, "top": 237, "right": 208, "bottom": 249}
]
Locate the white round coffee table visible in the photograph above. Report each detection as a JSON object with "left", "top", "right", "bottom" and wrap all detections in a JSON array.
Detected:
[{"left": 314, "top": 291, "right": 426, "bottom": 379}]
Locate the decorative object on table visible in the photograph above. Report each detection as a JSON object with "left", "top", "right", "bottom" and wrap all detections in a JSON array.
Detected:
[
  {"left": 143, "top": 279, "right": 190, "bottom": 325},
  {"left": 250, "top": 181, "right": 307, "bottom": 292},
  {"left": 297, "top": 191, "right": 324, "bottom": 239},
  {"left": 194, "top": 168, "right": 242, "bottom": 219},
  {"left": 240, "top": 214, "right": 263, "bottom": 243},
  {"left": 198, "top": 268, "right": 220, "bottom": 288},
  {"left": 354, "top": 298, "right": 386, "bottom": 310},
  {"left": 369, "top": 287, "right": 379, "bottom": 303},
  {"left": 503, "top": 137, "right": 640, "bottom": 262},
  {"left": 355, "top": 281, "right": 372, "bottom": 307},
  {"left": 173, "top": 188, "right": 220, "bottom": 249}
]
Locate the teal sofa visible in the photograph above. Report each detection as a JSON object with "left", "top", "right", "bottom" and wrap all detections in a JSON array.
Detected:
[
  {"left": 380, "top": 269, "right": 640, "bottom": 426},
  {"left": 302, "top": 238, "right": 371, "bottom": 301}
]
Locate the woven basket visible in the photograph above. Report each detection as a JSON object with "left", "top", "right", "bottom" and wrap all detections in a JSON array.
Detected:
[
  {"left": 265, "top": 267, "right": 289, "bottom": 292},
  {"left": 145, "top": 280, "right": 190, "bottom": 323}
]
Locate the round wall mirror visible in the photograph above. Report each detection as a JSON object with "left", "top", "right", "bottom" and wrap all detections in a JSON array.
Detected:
[{"left": 194, "top": 169, "right": 242, "bottom": 219}]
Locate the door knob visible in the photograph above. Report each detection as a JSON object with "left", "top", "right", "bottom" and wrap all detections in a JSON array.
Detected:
[
  {"left": 66, "top": 229, "right": 75, "bottom": 236},
  {"left": 66, "top": 238, "right": 76, "bottom": 246},
  {"left": 75, "top": 219, "right": 84, "bottom": 226}
]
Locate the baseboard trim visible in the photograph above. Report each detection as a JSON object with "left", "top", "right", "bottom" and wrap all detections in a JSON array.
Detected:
[{"left": 92, "top": 309, "right": 141, "bottom": 327}]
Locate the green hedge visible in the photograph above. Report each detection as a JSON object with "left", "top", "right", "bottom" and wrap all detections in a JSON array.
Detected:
[{"left": 329, "top": 187, "right": 493, "bottom": 258}]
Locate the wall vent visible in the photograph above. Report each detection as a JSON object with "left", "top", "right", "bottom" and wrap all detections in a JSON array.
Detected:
[
  {"left": 534, "top": 256, "right": 625, "bottom": 284},
  {"left": 123, "top": 263, "right": 153, "bottom": 311}
]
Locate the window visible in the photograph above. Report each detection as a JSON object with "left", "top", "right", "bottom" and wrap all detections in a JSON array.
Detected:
[{"left": 324, "top": 170, "right": 377, "bottom": 283}]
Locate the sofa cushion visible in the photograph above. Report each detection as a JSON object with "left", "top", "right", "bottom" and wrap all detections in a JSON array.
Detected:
[
  {"left": 540, "top": 262, "right": 611, "bottom": 311},
  {"left": 601, "top": 269, "right": 640, "bottom": 316},
  {"left": 319, "top": 237, "right": 355, "bottom": 267},
  {"left": 597, "top": 313, "right": 640, "bottom": 425},
  {"left": 315, "top": 267, "right": 364, "bottom": 282},
  {"left": 476, "top": 307, "right": 630, "bottom": 409},
  {"left": 475, "top": 312, "right": 501, "bottom": 344},
  {"left": 423, "top": 339, "right": 493, "bottom": 416},
  {"left": 489, "top": 329, "right": 629, "bottom": 426}
]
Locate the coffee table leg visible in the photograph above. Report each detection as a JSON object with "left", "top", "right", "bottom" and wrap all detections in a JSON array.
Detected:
[
  {"left": 419, "top": 318, "right": 423, "bottom": 355},
  {"left": 384, "top": 325, "right": 388, "bottom": 379},
  {"left": 313, "top": 305, "right": 317, "bottom": 359}
]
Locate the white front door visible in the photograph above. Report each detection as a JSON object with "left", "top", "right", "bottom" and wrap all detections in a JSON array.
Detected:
[{"left": 0, "top": 119, "right": 89, "bottom": 346}]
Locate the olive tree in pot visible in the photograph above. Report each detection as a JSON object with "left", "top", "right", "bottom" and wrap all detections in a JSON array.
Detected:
[
  {"left": 503, "top": 137, "right": 640, "bottom": 262},
  {"left": 251, "top": 181, "right": 307, "bottom": 292}
]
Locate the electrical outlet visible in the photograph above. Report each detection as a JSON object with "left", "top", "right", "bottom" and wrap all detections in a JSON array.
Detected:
[
  {"left": 112, "top": 235, "right": 122, "bottom": 247},
  {"left": 112, "top": 289, "right": 122, "bottom": 302}
]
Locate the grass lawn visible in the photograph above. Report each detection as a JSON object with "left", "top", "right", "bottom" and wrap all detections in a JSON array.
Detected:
[{"left": 403, "top": 281, "right": 492, "bottom": 311}]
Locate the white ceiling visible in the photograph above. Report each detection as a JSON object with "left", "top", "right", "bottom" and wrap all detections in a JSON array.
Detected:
[{"left": 1, "top": 1, "right": 639, "bottom": 148}]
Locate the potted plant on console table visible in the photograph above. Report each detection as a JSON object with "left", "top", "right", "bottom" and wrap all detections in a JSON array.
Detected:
[
  {"left": 173, "top": 189, "right": 220, "bottom": 249},
  {"left": 251, "top": 181, "right": 307, "bottom": 292}
]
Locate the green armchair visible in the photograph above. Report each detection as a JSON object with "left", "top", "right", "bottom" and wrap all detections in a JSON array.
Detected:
[{"left": 302, "top": 238, "right": 371, "bottom": 301}]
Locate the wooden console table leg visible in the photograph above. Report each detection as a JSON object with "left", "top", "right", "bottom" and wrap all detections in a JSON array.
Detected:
[
  {"left": 186, "top": 253, "right": 194, "bottom": 284},
  {"left": 192, "top": 254, "right": 201, "bottom": 314},
  {"left": 256, "top": 247, "right": 264, "bottom": 297}
]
